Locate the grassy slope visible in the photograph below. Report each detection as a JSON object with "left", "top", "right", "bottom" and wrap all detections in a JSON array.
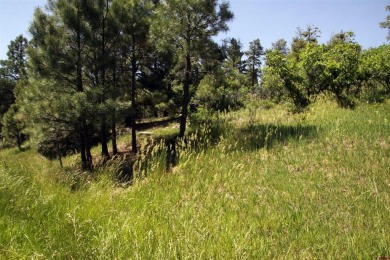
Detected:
[{"left": 0, "top": 99, "right": 389, "bottom": 259}]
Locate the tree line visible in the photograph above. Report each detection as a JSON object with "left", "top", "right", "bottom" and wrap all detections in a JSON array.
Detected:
[
  {"left": 262, "top": 26, "right": 390, "bottom": 110},
  {"left": 0, "top": 0, "right": 389, "bottom": 170}
]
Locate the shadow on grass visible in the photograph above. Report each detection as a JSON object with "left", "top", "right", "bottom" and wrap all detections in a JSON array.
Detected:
[
  {"left": 132, "top": 121, "right": 319, "bottom": 180},
  {"left": 11, "top": 146, "right": 31, "bottom": 154},
  {"left": 109, "top": 118, "right": 319, "bottom": 184},
  {"left": 233, "top": 123, "right": 319, "bottom": 151},
  {"left": 136, "top": 117, "right": 180, "bottom": 131}
]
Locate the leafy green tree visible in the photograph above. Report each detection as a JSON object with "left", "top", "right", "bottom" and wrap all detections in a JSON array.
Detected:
[
  {"left": 245, "top": 39, "right": 264, "bottom": 87},
  {"left": 195, "top": 58, "right": 246, "bottom": 113},
  {"left": 298, "top": 43, "right": 328, "bottom": 96},
  {"left": 261, "top": 68, "right": 286, "bottom": 103},
  {"left": 380, "top": 4, "right": 390, "bottom": 41},
  {"left": 361, "top": 45, "right": 390, "bottom": 95},
  {"left": 323, "top": 43, "right": 362, "bottom": 107},
  {"left": 192, "top": 38, "right": 246, "bottom": 113},
  {"left": 151, "top": 0, "right": 233, "bottom": 138},
  {"left": 262, "top": 49, "right": 309, "bottom": 110},
  {"left": 194, "top": 74, "right": 224, "bottom": 112}
]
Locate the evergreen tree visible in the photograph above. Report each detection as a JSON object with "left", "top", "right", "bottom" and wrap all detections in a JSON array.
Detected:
[
  {"left": 245, "top": 39, "right": 264, "bottom": 87},
  {"left": 291, "top": 25, "right": 321, "bottom": 60},
  {"left": 271, "top": 38, "right": 289, "bottom": 55},
  {"left": 0, "top": 35, "right": 29, "bottom": 81},
  {"left": 0, "top": 35, "right": 29, "bottom": 141},
  {"left": 1, "top": 104, "right": 26, "bottom": 149},
  {"left": 0, "top": 79, "right": 14, "bottom": 118},
  {"left": 82, "top": 0, "right": 121, "bottom": 159},
  {"left": 29, "top": 0, "right": 93, "bottom": 169},
  {"left": 298, "top": 25, "right": 321, "bottom": 44},
  {"left": 114, "top": 0, "right": 153, "bottom": 154},
  {"left": 380, "top": 4, "right": 390, "bottom": 41},
  {"left": 223, "top": 38, "right": 244, "bottom": 71},
  {"left": 328, "top": 31, "right": 356, "bottom": 46},
  {"left": 151, "top": 0, "right": 233, "bottom": 138}
]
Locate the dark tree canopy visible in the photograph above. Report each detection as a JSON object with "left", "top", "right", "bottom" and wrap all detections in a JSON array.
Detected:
[
  {"left": 0, "top": 35, "right": 28, "bottom": 81},
  {"left": 328, "top": 31, "right": 356, "bottom": 46},
  {"left": 245, "top": 38, "right": 264, "bottom": 87},
  {"left": 0, "top": 35, "right": 29, "bottom": 141},
  {"left": 271, "top": 38, "right": 289, "bottom": 55},
  {"left": 223, "top": 38, "right": 244, "bottom": 70},
  {"left": 151, "top": 0, "right": 233, "bottom": 137}
]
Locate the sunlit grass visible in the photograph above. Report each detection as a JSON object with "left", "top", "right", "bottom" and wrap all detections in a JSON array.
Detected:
[{"left": 1, "top": 98, "right": 389, "bottom": 258}]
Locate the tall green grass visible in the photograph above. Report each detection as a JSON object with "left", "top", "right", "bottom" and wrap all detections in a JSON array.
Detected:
[{"left": 0, "top": 99, "right": 389, "bottom": 259}]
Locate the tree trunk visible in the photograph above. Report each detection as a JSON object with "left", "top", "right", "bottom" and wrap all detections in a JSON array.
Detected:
[
  {"left": 17, "top": 134, "right": 22, "bottom": 150},
  {"left": 77, "top": 35, "right": 92, "bottom": 169},
  {"left": 111, "top": 111, "right": 118, "bottom": 156},
  {"left": 100, "top": 6, "right": 110, "bottom": 160},
  {"left": 131, "top": 46, "right": 137, "bottom": 154},
  {"left": 101, "top": 119, "right": 110, "bottom": 158},
  {"left": 252, "top": 64, "right": 256, "bottom": 87},
  {"left": 179, "top": 53, "right": 191, "bottom": 138},
  {"left": 57, "top": 140, "right": 63, "bottom": 168},
  {"left": 79, "top": 124, "right": 87, "bottom": 168},
  {"left": 79, "top": 118, "right": 92, "bottom": 170},
  {"left": 84, "top": 122, "right": 92, "bottom": 168},
  {"left": 111, "top": 61, "right": 118, "bottom": 156}
]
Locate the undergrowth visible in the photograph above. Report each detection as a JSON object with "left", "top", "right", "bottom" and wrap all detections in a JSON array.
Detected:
[{"left": 0, "top": 99, "right": 389, "bottom": 259}]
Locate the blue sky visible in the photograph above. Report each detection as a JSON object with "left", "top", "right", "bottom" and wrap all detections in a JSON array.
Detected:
[
  {"left": 222, "top": 0, "right": 389, "bottom": 50},
  {"left": 0, "top": 0, "right": 389, "bottom": 60}
]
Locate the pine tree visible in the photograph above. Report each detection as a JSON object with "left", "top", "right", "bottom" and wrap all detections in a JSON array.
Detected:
[
  {"left": 0, "top": 35, "right": 28, "bottom": 81},
  {"left": 380, "top": 4, "right": 390, "bottom": 41},
  {"left": 291, "top": 25, "right": 321, "bottom": 61},
  {"left": 0, "top": 35, "right": 29, "bottom": 142},
  {"left": 271, "top": 39, "right": 289, "bottom": 55},
  {"left": 82, "top": 0, "right": 122, "bottom": 159},
  {"left": 29, "top": 0, "right": 93, "bottom": 169},
  {"left": 1, "top": 104, "right": 26, "bottom": 149},
  {"left": 223, "top": 38, "right": 244, "bottom": 71},
  {"left": 245, "top": 39, "right": 264, "bottom": 87},
  {"left": 114, "top": 0, "right": 153, "bottom": 154},
  {"left": 151, "top": 0, "right": 233, "bottom": 138}
]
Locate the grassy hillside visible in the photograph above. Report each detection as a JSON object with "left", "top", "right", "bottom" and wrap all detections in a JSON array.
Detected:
[{"left": 1, "top": 99, "right": 389, "bottom": 259}]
